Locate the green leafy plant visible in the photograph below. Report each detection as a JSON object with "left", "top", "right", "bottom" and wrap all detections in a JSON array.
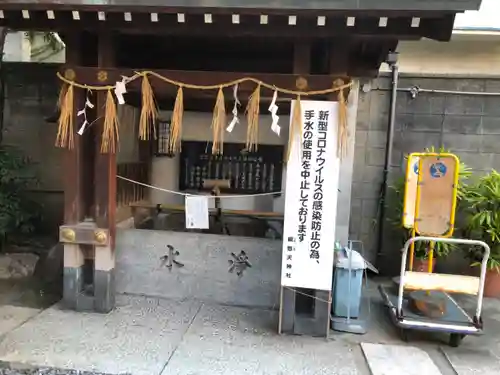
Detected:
[
  {"left": 387, "top": 147, "right": 471, "bottom": 260},
  {"left": 463, "top": 170, "right": 500, "bottom": 271},
  {"left": 0, "top": 146, "right": 41, "bottom": 249}
]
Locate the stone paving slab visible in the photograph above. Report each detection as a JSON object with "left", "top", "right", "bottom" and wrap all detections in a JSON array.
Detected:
[
  {"left": 440, "top": 347, "right": 500, "bottom": 375},
  {"left": 361, "top": 343, "right": 442, "bottom": 375},
  {"left": 0, "top": 361, "right": 130, "bottom": 375},
  {"left": 0, "top": 305, "right": 40, "bottom": 337},
  {"left": 164, "top": 304, "right": 360, "bottom": 375},
  {"left": 3, "top": 290, "right": 500, "bottom": 375},
  {"left": 0, "top": 296, "right": 201, "bottom": 375}
]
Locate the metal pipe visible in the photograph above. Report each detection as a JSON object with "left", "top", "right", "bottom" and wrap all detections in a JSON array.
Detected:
[
  {"left": 376, "top": 60, "right": 399, "bottom": 271},
  {"left": 375, "top": 86, "right": 500, "bottom": 97},
  {"left": 0, "top": 28, "right": 7, "bottom": 145}
]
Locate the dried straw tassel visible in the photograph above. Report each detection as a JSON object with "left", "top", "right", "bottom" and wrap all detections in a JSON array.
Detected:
[
  {"left": 57, "top": 83, "right": 68, "bottom": 109},
  {"left": 286, "top": 95, "right": 302, "bottom": 163},
  {"left": 245, "top": 84, "right": 261, "bottom": 152},
  {"left": 55, "top": 84, "right": 75, "bottom": 149},
  {"left": 101, "top": 90, "right": 120, "bottom": 153},
  {"left": 169, "top": 86, "right": 184, "bottom": 154},
  {"left": 337, "top": 86, "right": 348, "bottom": 159},
  {"left": 211, "top": 87, "right": 226, "bottom": 155},
  {"left": 139, "top": 74, "right": 158, "bottom": 140}
]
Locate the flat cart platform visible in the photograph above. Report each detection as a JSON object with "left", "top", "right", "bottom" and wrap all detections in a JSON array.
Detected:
[
  {"left": 379, "top": 285, "right": 482, "bottom": 346},
  {"left": 379, "top": 236, "right": 490, "bottom": 347}
]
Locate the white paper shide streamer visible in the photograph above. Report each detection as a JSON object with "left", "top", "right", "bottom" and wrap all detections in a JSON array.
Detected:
[
  {"left": 268, "top": 90, "right": 280, "bottom": 136},
  {"left": 226, "top": 83, "right": 241, "bottom": 133},
  {"left": 114, "top": 75, "right": 130, "bottom": 105},
  {"left": 77, "top": 91, "right": 95, "bottom": 135}
]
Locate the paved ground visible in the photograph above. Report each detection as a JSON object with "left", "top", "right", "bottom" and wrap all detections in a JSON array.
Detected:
[{"left": 0, "top": 280, "right": 498, "bottom": 374}]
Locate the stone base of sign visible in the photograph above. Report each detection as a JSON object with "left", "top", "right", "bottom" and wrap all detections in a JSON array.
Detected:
[{"left": 279, "top": 286, "right": 330, "bottom": 337}]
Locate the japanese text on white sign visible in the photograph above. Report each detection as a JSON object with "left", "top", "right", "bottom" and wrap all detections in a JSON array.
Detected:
[
  {"left": 281, "top": 100, "right": 340, "bottom": 291},
  {"left": 185, "top": 196, "right": 210, "bottom": 229}
]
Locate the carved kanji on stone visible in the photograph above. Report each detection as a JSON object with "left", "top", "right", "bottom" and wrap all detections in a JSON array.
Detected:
[
  {"left": 160, "top": 244, "right": 184, "bottom": 271},
  {"left": 228, "top": 250, "right": 252, "bottom": 277}
]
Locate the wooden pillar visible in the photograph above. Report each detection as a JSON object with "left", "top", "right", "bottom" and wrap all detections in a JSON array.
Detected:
[
  {"left": 328, "top": 38, "right": 349, "bottom": 77},
  {"left": 62, "top": 32, "right": 86, "bottom": 310},
  {"left": 93, "top": 32, "right": 116, "bottom": 313},
  {"left": 330, "top": 39, "right": 355, "bottom": 247},
  {"left": 280, "top": 41, "right": 310, "bottom": 335},
  {"left": 292, "top": 41, "right": 311, "bottom": 75}
]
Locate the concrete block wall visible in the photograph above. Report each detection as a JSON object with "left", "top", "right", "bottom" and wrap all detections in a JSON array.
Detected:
[
  {"left": 2, "top": 63, "right": 64, "bottom": 234},
  {"left": 351, "top": 75, "right": 500, "bottom": 274}
]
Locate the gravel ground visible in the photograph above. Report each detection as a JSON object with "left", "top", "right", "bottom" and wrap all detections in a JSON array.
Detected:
[{"left": 0, "top": 363, "right": 130, "bottom": 375}]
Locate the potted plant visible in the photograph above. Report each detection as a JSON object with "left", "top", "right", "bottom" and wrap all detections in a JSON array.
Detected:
[
  {"left": 386, "top": 147, "right": 471, "bottom": 272},
  {"left": 463, "top": 170, "right": 500, "bottom": 297}
]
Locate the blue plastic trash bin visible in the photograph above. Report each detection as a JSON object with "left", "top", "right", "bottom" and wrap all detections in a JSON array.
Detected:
[{"left": 332, "top": 249, "right": 365, "bottom": 319}]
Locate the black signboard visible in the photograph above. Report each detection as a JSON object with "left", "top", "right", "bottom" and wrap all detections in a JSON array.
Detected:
[{"left": 179, "top": 141, "right": 284, "bottom": 194}]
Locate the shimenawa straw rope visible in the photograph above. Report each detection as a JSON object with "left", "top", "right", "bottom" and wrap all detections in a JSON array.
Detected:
[
  {"left": 55, "top": 71, "right": 352, "bottom": 158},
  {"left": 56, "top": 71, "right": 352, "bottom": 97}
]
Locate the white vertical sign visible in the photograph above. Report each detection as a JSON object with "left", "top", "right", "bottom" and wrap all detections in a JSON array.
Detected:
[
  {"left": 281, "top": 100, "right": 340, "bottom": 291},
  {"left": 185, "top": 196, "right": 210, "bottom": 229}
]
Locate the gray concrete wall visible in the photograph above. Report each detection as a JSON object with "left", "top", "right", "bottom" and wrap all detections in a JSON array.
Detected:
[
  {"left": 115, "top": 229, "right": 282, "bottom": 308},
  {"left": 388, "top": 37, "right": 500, "bottom": 76},
  {"left": 351, "top": 75, "right": 500, "bottom": 274},
  {"left": 2, "top": 63, "right": 64, "bottom": 234}
]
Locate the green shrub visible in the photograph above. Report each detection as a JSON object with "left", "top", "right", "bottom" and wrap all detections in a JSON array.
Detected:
[
  {"left": 0, "top": 145, "right": 41, "bottom": 249},
  {"left": 463, "top": 170, "right": 500, "bottom": 271}
]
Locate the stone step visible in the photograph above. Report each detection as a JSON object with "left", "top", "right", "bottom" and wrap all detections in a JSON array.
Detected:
[
  {"left": 441, "top": 346, "right": 500, "bottom": 375},
  {"left": 361, "top": 343, "right": 443, "bottom": 375}
]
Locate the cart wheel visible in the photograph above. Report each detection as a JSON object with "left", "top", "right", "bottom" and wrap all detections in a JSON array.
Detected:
[
  {"left": 400, "top": 329, "right": 409, "bottom": 342},
  {"left": 449, "top": 334, "right": 465, "bottom": 347}
]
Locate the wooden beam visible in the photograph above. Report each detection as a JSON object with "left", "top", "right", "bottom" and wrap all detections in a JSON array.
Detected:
[
  {"left": 328, "top": 38, "right": 350, "bottom": 76},
  {"left": 278, "top": 39, "right": 313, "bottom": 336},
  {"left": 92, "top": 31, "right": 117, "bottom": 313},
  {"left": 421, "top": 13, "right": 456, "bottom": 41},
  {"left": 129, "top": 202, "right": 284, "bottom": 220},
  {"left": 293, "top": 41, "right": 311, "bottom": 75},
  {"left": 124, "top": 91, "right": 295, "bottom": 112},
  {"left": 61, "top": 32, "right": 89, "bottom": 312},
  {"left": 0, "top": 3, "right": 457, "bottom": 16},
  {"left": 403, "top": 271, "right": 481, "bottom": 295},
  {"left": 0, "top": 23, "right": 427, "bottom": 41},
  {"left": 63, "top": 66, "right": 350, "bottom": 93},
  {"left": 94, "top": 33, "right": 117, "bottom": 233},
  {"left": 327, "top": 41, "right": 351, "bottom": 104},
  {"left": 0, "top": 12, "right": 441, "bottom": 40}
]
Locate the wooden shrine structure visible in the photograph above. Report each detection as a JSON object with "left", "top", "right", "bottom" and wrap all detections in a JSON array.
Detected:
[{"left": 0, "top": 0, "right": 481, "bottom": 332}]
